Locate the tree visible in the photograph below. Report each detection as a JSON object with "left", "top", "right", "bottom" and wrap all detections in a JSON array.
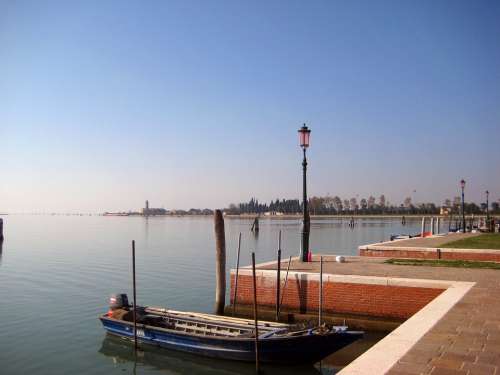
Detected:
[
  {"left": 350, "top": 197, "right": 358, "bottom": 212},
  {"left": 379, "top": 195, "right": 386, "bottom": 208},
  {"left": 360, "top": 198, "right": 368, "bottom": 210},
  {"left": 452, "top": 196, "right": 461, "bottom": 214},
  {"left": 403, "top": 197, "right": 412, "bottom": 208},
  {"left": 491, "top": 201, "right": 500, "bottom": 213},
  {"left": 332, "top": 196, "right": 342, "bottom": 212},
  {"left": 444, "top": 199, "right": 451, "bottom": 207},
  {"left": 343, "top": 199, "right": 350, "bottom": 212},
  {"left": 367, "top": 196, "right": 376, "bottom": 209}
]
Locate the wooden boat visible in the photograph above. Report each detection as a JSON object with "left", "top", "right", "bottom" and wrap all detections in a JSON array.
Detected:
[
  {"left": 99, "top": 334, "right": 322, "bottom": 375},
  {"left": 99, "top": 295, "right": 363, "bottom": 364}
]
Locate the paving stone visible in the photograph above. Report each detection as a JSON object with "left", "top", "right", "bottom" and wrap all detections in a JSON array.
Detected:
[
  {"left": 259, "top": 251, "right": 500, "bottom": 374},
  {"left": 461, "top": 361, "right": 498, "bottom": 375},
  {"left": 429, "top": 367, "right": 468, "bottom": 375}
]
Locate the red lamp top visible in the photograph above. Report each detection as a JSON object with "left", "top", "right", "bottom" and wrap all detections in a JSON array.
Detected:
[
  {"left": 460, "top": 179, "right": 466, "bottom": 189},
  {"left": 298, "top": 124, "right": 311, "bottom": 148}
]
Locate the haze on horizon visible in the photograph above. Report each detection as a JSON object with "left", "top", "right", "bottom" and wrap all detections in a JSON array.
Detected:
[{"left": 1, "top": 1, "right": 499, "bottom": 213}]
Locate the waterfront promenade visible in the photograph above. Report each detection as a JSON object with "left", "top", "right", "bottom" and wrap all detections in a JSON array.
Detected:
[{"left": 253, "top": 246, "right": 500, "bottom": 374}]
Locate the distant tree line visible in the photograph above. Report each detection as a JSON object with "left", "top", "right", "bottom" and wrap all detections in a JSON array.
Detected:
[{"left": 225, "top": 195, "right": 500, "bottom": 215}]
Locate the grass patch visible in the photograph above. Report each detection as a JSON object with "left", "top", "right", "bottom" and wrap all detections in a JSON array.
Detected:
[
  {"left": 441, "top": 233, "right": 500, "bottom": 250},
  {"left": 385, "top": 258, "right": 500, "bottom": 270}
]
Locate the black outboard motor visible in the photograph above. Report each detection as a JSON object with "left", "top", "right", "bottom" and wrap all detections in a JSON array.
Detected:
[{"left": 109, "top": 294, "right": 129, "bottom": 310}]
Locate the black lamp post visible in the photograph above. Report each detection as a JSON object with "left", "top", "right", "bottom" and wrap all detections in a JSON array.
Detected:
[
  {"left": 298, "top": 124, "right": 311, "bottom": 262},
  {"left": 486, "top": 190, "right": 490, "bottom": 221},
  {"left": 460, "top": 179, "right": 466, "bottom": 232}
]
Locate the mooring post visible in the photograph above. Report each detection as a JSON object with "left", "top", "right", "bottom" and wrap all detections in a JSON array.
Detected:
[
  {"left": 132, "top": 240, "right": 138, "bottom": 352},
  {"left": 251, "top": 252, "right": 260, "bottom": 373},
  {"left": 430, "top": 217, "right": 435, "bottom": 235},
  {"left": 436, "top": 217, "right": 440, "bottom": 234},
  {"left": 421, "top": 217, "right": 425, "bottom": 237},
  {"left": 214, "top": 209, "right": 226, "bottom": 315},
  {"left": 319, "top": 256, "right": 323, "bottom": 327},
  {"left": 251, "top": 216, "right": 259, "bottom": 233},
  {"left": 232, "top": 232, "right": 242, "bottom": 317},
  {"left": 0, "top": 218, "right": 3, "bottom": 242},
  {"left": 276, "top": 230, "right": 281, "bottom": 322}
]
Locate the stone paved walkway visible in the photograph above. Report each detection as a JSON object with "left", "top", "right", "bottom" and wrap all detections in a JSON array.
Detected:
[
  {"left": 258, "top": 256, "right": 500, "bottom": 374},
  {"left": 372, "top": 233, "right": 481, "bottom": 248}
]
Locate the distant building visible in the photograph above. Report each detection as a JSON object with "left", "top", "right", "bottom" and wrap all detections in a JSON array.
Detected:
[
  {"left": 142, "top": 200, "right": 167, "bottom": 216},
  {"left": 440, "top": 206, "right": 451, "bottom": 216}
]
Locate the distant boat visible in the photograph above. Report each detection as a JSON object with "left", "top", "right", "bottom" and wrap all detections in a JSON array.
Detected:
[
  {"left": 99, "top": 294, "right": 363, "bottom": 364},
  {"left": 103, "top": 212, "right": 130, "bottom": 216}
]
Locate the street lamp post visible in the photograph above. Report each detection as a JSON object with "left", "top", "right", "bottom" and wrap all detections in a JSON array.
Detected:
[
  {"left": 486, "top": 190, "right": 490, "bottom": 225},
  {"left": 460, "top": 179, "right": 466, "bottom": 232},
  {"left": 298, "top": 124, "right": 311, "bottom": 262}
]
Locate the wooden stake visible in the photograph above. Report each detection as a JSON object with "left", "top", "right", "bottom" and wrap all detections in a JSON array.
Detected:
[
  {"left": 278, "top": 256, "right": 292, "bottom": 316},
  {"left": 0, "top": 218, "right": 3, "bottom": 241},
  {"left": 214, "top": 210, "right": 226, "bottom": 315},
  {"left": 276, "top": 230, "right": 281, "bottom": 322},
  {"left": 132, "top": 240, "right": 138, "bottom": 352},
  {"left": 319, "top": 256, "right": 323, "bottom": 327},
  {"left": 251, "top": 252, "right": 260, "bottom": 373},
  {"left": 232, "top": 232, "right": 242, "bottom": 317}
]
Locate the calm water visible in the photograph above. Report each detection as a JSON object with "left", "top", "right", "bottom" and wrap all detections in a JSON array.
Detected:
[{"left": 0, "top": 215, "right": 424, "bottom": 375}]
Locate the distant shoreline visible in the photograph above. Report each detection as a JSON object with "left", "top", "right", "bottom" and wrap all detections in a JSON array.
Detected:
[{"left": 224, "top": 213, "right": 495, "bottom": 220}]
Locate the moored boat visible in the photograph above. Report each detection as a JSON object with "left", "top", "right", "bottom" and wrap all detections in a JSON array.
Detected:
[{"left": 99, "top": 294, "right": 363, "bottom": 364}]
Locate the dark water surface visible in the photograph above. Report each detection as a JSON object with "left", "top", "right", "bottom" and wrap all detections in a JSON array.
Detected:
[{"left": 0, "top": 215, "right": 424, "bottom": 374}]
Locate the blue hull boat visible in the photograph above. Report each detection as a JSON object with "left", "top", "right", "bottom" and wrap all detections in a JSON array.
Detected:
[{"left": 99, "top": 304, "right": 363, "bottom": 364}]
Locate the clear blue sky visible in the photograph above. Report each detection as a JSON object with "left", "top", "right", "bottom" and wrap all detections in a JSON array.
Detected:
[{"left": 1, "top": 0, "right": 499, "bottom": 212}]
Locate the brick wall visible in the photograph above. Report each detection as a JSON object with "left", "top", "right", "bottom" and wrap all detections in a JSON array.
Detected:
[
  {"left": 230, "top": 272, "right": 443, "bottom": 319},
  {"left": 360, "top": 248, "right": 500, "bottom": 262}
]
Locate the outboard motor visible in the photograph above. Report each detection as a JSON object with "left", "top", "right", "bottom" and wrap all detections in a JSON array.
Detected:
[{"left": 109, "top": 293, "right": 129, "bottom": 310}]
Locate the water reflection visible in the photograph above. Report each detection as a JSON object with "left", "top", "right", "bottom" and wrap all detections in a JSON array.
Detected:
[{"left": 99, "top": 334, "right": 322, "bottom": 375}]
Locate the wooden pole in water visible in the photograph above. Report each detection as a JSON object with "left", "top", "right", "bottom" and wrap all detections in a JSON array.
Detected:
[
  {"left": 251, "top": 252, "right": 260, "bottom": 373},
  {"left": 430, "top": 217, "right": 435, "bottom": 235},
  {"left": 276, "top": 230, "right": 281, "bottom": 322},
  {"left": 132, "top": 240, "right": 138, "bottom": 352},
  {"left": 319, "top": 256, "right": 323, "bottom": 327},
  {"left": 214, "top": 209, "right": 226, "bottom": 315},
  {"left": 278, "top": 256, "right": 292, "bottom": 317},
  {"left": 232, "top": 232, "right": 242, "bottom": 317},
  {"left": 0, "top": 218, "right": 3, "bottom": 241}
]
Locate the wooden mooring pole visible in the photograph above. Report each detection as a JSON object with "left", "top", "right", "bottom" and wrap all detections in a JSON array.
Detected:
[
  {"left": 319, "top": 256, "right": 323, "bottom": 327},
  {"left": 214, "top": 209, "right": 226, "bottom": 315},
  {"left": 276, "top": 230, "right": 281, "bottom": 322},
  {"left": 232, "top": 232, "right": 242, "bottom": 317},
  {"left": 0, "top": 218, "right": 3, "bottom": 241},
  {"left": 132, "top": 240, "right": 138, "bottom": 352},
  {"left": 251, "top": 252, "right": 260, "bottom": 373}
]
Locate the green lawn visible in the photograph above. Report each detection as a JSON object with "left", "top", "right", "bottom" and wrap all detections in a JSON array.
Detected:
[
  {"left": 441, "top": 233, "right": 500, "bottom": 250},
  {"left": 385, "top": 258, "right": 500, "bottom": 270}
]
